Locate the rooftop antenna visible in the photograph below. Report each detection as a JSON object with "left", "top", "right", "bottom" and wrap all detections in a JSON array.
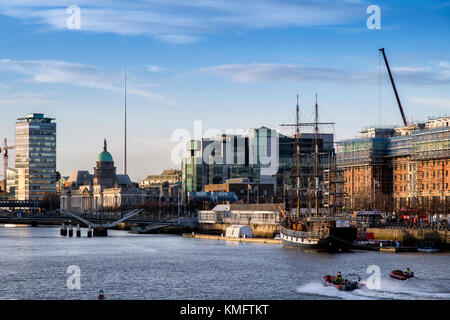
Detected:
[{"left": 124, "top": 68, "right": 127, "bottom": 176}]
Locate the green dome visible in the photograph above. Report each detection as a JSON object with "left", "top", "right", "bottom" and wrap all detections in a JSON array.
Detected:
[
  {"left": 98, "top": 139, "right": 113, "bottom": 162},
  {"left": 98, "top": 150, "right": 113, "bottom": 162}
]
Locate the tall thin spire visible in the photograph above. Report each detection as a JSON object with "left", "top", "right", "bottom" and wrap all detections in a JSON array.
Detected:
[{"left": 124, "top": 68, "right": 127, "bottom": 175}]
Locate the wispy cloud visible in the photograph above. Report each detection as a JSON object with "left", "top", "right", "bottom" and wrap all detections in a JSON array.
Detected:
[
  {"left": 410, "top": 96, "right": 450, "bottom": 109},
  {"left": 147, "top": 65, "right": 165, "bottom": 73},
  {"left": 0, "top": 58, "right": 171, "bottom": 103},
  {"left": 0, "top": 91, "right": 51, "bottom": 106},
  {"left": 0, "top": 0, "right": 365, "bottom": 43},
  {"left": 198, "top": 62, "right": 450, "bottom": 85}
]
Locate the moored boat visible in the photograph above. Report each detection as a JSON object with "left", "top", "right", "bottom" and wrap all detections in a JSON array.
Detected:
[
  {"left": 418, "top": 246, "right": 439, "bottom": 253},
  {"left": 280, "top": 224, "right": 357, "bottom": 250},
  {"left": 279, "top": 94, "right": 357, "bottom": 251}
]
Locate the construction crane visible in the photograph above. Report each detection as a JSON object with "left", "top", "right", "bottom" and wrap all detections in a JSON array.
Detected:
[
  {"left": 379, "top": 48, "right": 408, "bottom": 126},
  {"left": 0, "top": 138, "right": 15, "bottom": 192}
]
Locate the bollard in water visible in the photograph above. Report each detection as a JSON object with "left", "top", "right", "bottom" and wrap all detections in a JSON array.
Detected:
[
  {"left": 87, "top": 227, "right": 92, "bottom": 238},
  {"left": 76, "top": 225, "right": 81, "bottom": 237},
  {"left": 60, "top": 223, "right": 67, "bottom": 236},
  {"left": 68, "top": 225, "right": 73, "bottom": 237}
]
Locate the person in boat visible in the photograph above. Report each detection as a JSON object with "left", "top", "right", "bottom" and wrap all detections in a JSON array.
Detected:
[
  {"left": 333, "top": 272, "right": 343, "bottom": 285},
  {"left": 405, "top": 268, "right": 411, "bottom": 277}
]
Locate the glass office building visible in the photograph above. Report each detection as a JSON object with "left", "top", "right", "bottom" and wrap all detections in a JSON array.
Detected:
[
  {"left": 15, "top": 113, "right": 56, "bottom": 200},
  {"left": 181, "top": 127, "right": 334, "bottom": 197}
]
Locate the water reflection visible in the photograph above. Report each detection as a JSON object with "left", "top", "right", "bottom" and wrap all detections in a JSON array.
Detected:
[{"left": 0, "top": 226, "right": 448, "bottom": 300}]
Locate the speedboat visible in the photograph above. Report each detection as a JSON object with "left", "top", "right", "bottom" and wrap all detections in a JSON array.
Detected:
[
  {"left": 389, "top": 270, "right": 414, "bottom": 280},
  {"left": 322, "top": 275, "right": 363, "bottom": 291}
]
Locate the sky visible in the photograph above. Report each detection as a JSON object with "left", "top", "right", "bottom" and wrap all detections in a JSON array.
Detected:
[{"left": 0, "top": 0, "right": 449, "bottom": 182}]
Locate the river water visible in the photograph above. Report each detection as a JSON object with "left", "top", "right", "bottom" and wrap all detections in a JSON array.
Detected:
[{"left": 0, "top": 225, "right": 449, "bottom": 300}]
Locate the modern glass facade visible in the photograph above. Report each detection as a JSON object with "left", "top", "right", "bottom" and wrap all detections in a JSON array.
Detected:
[
  {"left": 181, "top": 127, "right": 335, "bottom": 196},
  {"left": 15, "top": 113, "right": 56, "bottom": 200}
]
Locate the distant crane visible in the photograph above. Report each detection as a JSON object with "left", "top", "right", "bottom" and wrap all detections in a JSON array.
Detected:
[
  {"left": 0, "top": 138, "right": 15, "bottom": 192},
  {"left": 379, "top": 48, "right": 408, "bottom": 126}
]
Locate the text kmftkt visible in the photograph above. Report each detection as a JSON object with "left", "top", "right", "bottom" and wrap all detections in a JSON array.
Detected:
[{"left": 179, "top": 304, "right": 269, "bottom": 317}]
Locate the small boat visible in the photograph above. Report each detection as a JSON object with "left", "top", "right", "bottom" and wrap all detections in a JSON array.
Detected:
[
  {"left": 98, "top": 290, "right": 105, "bottom": 300},
  {"left": 418, "top": 246, "right": 439, "bottom": 253},
  {"left": 322, "top": 275, "right": 362, "bottom": 291},
  {"left": 389, "top": 270, "right": 414, "bottom": 280}
]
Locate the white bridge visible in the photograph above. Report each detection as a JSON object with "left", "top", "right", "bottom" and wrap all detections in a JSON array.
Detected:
[{"left": 60, "top": 209, "right": 144, "bottom": 228}]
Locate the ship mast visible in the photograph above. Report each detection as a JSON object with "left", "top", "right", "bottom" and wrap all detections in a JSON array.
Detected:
[
  {"left": 295, "top": 95, "right": 301, "bottom": 220},
  {"left": 280, "top": 94, "right": 334, "bottom": 220},
  {"left": 280, "top": 95, "right": 302, "bottom": 220},
  {"left": 314, "top": 94, "right": 319, "bottom": 217}
]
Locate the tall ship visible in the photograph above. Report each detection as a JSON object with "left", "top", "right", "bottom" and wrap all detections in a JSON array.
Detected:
[{"left": 279, "top": 95, "right": 357, "bottom": 250}]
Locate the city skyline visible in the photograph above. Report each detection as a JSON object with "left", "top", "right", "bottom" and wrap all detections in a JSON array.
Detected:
[{"left": 0, "top": 0, "right": 449, "bottom": 181}]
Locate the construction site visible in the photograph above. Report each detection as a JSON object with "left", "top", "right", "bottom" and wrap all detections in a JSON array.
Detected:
[
  {"left": 0, "top": 138, "right": 14, "bottom": 197},
  {"left": 336, "top": 49, "right": 450, "bottom": 217}
]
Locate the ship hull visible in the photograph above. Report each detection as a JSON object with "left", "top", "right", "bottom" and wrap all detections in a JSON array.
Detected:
[{"left": 280, "top": 226, "right": 357, "bottom": 251}]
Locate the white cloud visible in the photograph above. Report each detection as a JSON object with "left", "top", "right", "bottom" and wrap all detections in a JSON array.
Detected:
[
  {"left": 198, "top": 62, "right": 450, "bottom": 85},
  {"left": 147, "top": 65, "right": 164, "bottom": 73},
  {"left": 410, "top": 96, "right": 450, "bottom": 109},
  {"left": 0, "top": 91, "right": 51, "bottom": 106},
  {"left": 0, "top": 58, "right": 171, "bottom": 103},
  {"left": 199, "top": 63, "right": 346, "bottom": 82},
  {"left": 0, "top": 0, "right": 364, "bottom": 43}
]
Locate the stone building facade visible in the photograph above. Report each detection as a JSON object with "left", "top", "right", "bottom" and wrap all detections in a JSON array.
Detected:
[{"left": 60, "top": 140, "right": 148, "bottom": 213}]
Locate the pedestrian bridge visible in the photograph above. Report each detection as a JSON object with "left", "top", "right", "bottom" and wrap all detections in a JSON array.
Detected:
[
  {"left": 0, "top": 209, "right": 185, "bottom": 237},
  {"left": 60, "top": 209, "right": 144, "bottom": 228},
  {"left": 0, "top": 199, "right": 41, "bottom": 208},
  {"left": 60, "top": 209, "right": 145, "bottom": 236}
]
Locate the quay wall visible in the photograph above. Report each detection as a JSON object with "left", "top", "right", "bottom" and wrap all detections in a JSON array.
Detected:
[
  {"left": 183, "top": 233, "right": 281, "bottom": 244},
  {"left": 366, "top": 228, "right": 450, "bottom": 247},
  {"left": 198, "top": 223, "right": 279, "bottom": 238}
]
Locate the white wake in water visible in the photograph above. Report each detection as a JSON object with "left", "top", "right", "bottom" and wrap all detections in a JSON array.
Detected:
[{"left": 296, "top": 277, "right": 450, "bottom": 300}]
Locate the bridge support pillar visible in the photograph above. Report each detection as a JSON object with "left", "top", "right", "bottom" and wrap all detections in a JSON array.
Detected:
[
  {"left": 93, "top": 228, "right": 108, "bottom": 237},
  {"left": 60, "top": 224, "right": 67, "bottom": 236}
]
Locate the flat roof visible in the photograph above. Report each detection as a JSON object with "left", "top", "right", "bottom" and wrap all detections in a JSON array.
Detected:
[{"left": 17, "top": 113, "right": 55, "bottom": 121}]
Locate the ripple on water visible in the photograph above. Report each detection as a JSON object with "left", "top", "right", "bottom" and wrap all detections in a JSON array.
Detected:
[{"left": 0, "top": 226, "right": 449, "bottom": 300}]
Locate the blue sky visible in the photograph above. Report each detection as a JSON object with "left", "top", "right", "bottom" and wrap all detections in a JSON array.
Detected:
[{"left": 0, "top": 0, "right": 449, "bottom": 181}]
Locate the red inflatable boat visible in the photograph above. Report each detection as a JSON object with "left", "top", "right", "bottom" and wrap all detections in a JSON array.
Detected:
[
  {"left": 323, "top": 275, "right": 362, "bottom": 291},
  {"left": 389, "top": 270, "right": 414, "bottom": 280}
]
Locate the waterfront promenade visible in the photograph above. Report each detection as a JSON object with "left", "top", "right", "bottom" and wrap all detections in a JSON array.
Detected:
[{"left": 182, "top": 233, "right": 281, "bottom": 244}]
